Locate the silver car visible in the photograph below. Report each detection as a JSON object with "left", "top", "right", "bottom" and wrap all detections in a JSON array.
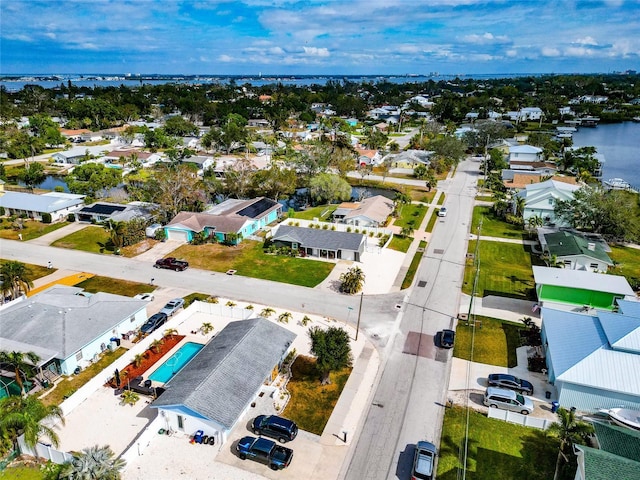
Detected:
[
  {"left": 483, "top": 387, "right": 534, "bottom": 415},
  {"left": 160, "top": 298, "right": 185, "bottom": 316}
]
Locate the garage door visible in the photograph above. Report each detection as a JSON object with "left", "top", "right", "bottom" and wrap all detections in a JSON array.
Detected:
[{"left": 166, "top": 229, "right": 189, "bottom": 242}]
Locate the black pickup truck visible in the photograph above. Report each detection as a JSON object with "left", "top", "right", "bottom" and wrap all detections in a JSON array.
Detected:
[
  {"left": 154, "top": 257, "right": 189, "bottom": 271},
  {"left": 236, "top": 436, "right": 293, "bottom": 470}
]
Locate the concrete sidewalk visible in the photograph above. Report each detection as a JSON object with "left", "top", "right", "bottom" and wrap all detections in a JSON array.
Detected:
[{"left": 26, "top": 221, "right": 89, "bottom": 246}]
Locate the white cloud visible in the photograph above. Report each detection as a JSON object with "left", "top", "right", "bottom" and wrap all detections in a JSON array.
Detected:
[
  {"left": 505, "top": 49, "right": 518, "bottom": 57},
  {"left": 460, "top": 32, "right": 509, "bottom": 45},
  {"left": 303, "top": 46, "right": 330, "bottom": 57},
  {"left": 218, "top": 54, "right": 233, "bottom": 62},
  {"left": 564, "top": 46, "right": 594, "bottom": 57},
  {"left": 541, "top": 47, "right": 561, "bottom": 57},
  {"left": 4, "top": 33, "right": 32, "bottom": 42},
  {"left": 574, "top": 36, "right": 598, "bottom": 46}
]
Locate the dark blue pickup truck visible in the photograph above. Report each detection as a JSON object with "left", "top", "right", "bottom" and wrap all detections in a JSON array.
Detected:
[{"left": 236, "top": 436, "right": 293, "bottom": 470}]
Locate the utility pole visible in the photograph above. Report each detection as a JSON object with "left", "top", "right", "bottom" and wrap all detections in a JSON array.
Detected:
[{"left": 355, "top": 292, "right": 364, "bottom": 341}]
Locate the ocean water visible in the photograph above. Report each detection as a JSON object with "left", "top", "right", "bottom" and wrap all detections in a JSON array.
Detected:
[{"left": 571, "top": 122, "right": 640, "bottom": 189}]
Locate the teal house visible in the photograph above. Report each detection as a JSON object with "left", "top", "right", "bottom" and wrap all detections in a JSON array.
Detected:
[{"left": 165, "top": 197, "right": 282, "bottom": 244}]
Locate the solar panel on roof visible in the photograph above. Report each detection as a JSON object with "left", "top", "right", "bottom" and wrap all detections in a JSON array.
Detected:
[
  {"left": 236, "top": 198, "right": 277, "bottom": 218},
  {"left": 79, "top": 204, "right": 126, "bottom": 215}
]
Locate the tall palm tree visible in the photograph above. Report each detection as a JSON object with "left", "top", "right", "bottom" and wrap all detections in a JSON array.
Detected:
[
  {"left": 0, "top": 350, "right": 40, "bottom": 395},
  {"left": 104, "top": 220, "right": 126, "bottom": 254},
  {"left": 0, "top": 395, "right": 65, "bottom": 450},
  {"left": 393, "top": 191, "right": 411, "bottom": 217},
  {"left": 59, "top": 445, "right": 125, "bottom": 480},
  {"left": 514, "top": 195, "right": 526, "bottom": 217},
  {"left": 548, "top": 407, "right": 594, "bottom": 480},
  {"left": 0, "top": 261, "right": 34, "bottom": 301}
]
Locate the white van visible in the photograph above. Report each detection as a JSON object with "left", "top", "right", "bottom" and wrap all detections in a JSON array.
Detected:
[{"left": 483, "top": 387, "right": 534, "bottom": 415}]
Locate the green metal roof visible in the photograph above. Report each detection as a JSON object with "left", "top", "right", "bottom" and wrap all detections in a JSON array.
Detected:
[
  {"left": 578, "top": 445, "right": 640, "bottom": 480},
  {"left": 593, "top": 422, "right": 640, "bottom": 461},
  {"left": 544, "top": 231, "right": 612, "bottom": 264}
]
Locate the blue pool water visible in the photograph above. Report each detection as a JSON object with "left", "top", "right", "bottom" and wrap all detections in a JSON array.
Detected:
[{"left": 149, "top": 342, "right": 204, "bottom": 383}]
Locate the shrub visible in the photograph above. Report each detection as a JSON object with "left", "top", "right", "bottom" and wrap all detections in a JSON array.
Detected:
[
  {"left": 41, "top": 212, "right": 52, "bottom": 224},
  {"left": 331, "top": 225, "right": 336, "bottom": 230},
  {"left": 0, "top": 207, "right": 5, "bottom": 216},
  {"left": 346, "top": 227, "right": 352, "bottom": 232},
  {"left": 295, "top": 221, "right": 300, "bottom": 226},
  {"left": 154, "top": 228, "right": 166, "bottom": 241},
  {"left": 67, "top": 213, "right": 75, "bottom": 222},
  {"left": 322, "top": 224, "right": 329, "bottom": 230}
]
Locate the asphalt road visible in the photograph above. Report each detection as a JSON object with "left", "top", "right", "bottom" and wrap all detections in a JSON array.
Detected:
[
  {"left": 0, "top": 239, "right": 404, "bottom": 349},
  {"left": 344, "top": 158, "right": 479, "bottom": 480}
]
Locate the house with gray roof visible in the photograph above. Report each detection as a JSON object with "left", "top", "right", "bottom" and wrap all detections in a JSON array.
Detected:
[
  {"left": 0, "top": 188, "right": 85, "bottom": 222},
  {"left": 332, "top": 195, "right": 394, "bottom": 228},
  {"left": 150, "top": 318, "right": 295, "bottom": 444},
  {"left": 0, "top": 286, "right": 148, "bottom": 382},
  {"left": 76, "top": 201, "right": 155, "bottom": 223},
  {"left": 541, "top": 306, "right": 640, "bottom": 411},
  {"left": 164, "top": 197, "right": 281, "bottom": 243},
  {"left": 270, "top": 224, "right": 366, "bottom": 261},
  {"left": 540, "top": 230, "right": 613, "bottom": 272}
]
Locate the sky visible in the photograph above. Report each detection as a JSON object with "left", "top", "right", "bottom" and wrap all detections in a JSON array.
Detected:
[{"left": 1, "top": 0, "right": 639, "bottom": 76}]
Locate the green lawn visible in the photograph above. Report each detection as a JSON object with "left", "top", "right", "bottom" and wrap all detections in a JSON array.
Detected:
[
  {"left": 0, "top": 220, "right": 70, "bottom": 241},
  {"left": 0, "top": 259, "right": 53, "bottom": 282},
  {"left": 408, "top": 187, "right": 437, "bottom": 203},
  {"left": 425, "top": 211, "right": 438, "bottom": 232},
  {"left": 463, "top": 240, "right": 538, "bottom": 300},
  {"left": 402, "top": 241, "right": 426, "bottom": 289},
  {"left": 291, "top": 204, "right": 338, "bottom": 221},
  {"left": 284, "top": 356, "right": 351, "bottom": 435},
  {"left": 437, "top": 193, "right": 446, "bottom": 205},
  {"left": 170, "top": 240, "right": 334, "bottom": 287},
  {"left": 471, "top": 206, "right": 525, "bottom": 239},
  {"left": 51, "top": 225, "right": 114, "bottom": 254},
  {"left": 394, "top": 203, "right": 427, "bottom": 229},
  {"left": 453, "top": 316, "right": 525, "bottom": 367},
  {"left": 388, "top": 234, "right": 413, "bottom": 253},
  {"left": 75, "top": 276, "right": 155, "bottom": 297},
  {"left": 609, "top": 245, "right": 640, "bottom": 289},
  {"left": 0, "top": 465, "right": 47, "bottom": 480},
  {"left": 437, "top": 406, "right": 561, "bottom": 480}
]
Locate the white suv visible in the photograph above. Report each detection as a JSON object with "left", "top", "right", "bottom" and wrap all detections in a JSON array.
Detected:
[{"left": 437, "top": 207, "right": 447, "bottom": 217}]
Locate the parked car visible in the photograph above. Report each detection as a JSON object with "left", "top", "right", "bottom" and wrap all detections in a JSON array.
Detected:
[
  {"left": 145, "top": 223, "right": 163, "bottom": 238},
  {"left": 140, "top": 313, "right": 168, "bottom": 334},
  {"left": 412, "top": 440, "right": 437, "bottom": 480},
  {"left": 438, "top": 329, "right": 455, "bottom": 348},
  {"left": 488, "top": 374, "right": 534, "bottom": 395},
  {"left": 437, "top": 207, "right": 447, "bottom": 217},
  {"left": 160, "top": 298, "right": 185, "bottom": 316},
  {"left": 252, "top": 415, "right": 298, "bottom": 443},
  {"left": 154, "top": 257, "right": 189, "bottom": 271},
  {"left": 134, "top": 293, "right": 155, "bottom": 302},
  {"left": 236, "top": 436, "right": 293, "bottom": 470},
  {"left": 483, "top": 387, "right": 534, "bottom": 415}
]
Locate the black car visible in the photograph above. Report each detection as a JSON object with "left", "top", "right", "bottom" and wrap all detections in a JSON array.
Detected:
[
  {"left": 252, "top": 415, "right": 298, "bottom": 443},
  {"left": 487, "top": 374, "right": 534, "bottom": 395},
  {"left": 140, "top": 313, "right": 168, "bottom": 334},
  {"left": 439, "top": 329, "right": 455, "bottom": 349}
]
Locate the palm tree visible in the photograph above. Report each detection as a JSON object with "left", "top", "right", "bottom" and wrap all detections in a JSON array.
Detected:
[
  {"left": 225, "top": 301, "right": 237, "bottom": 307},
  {"left": 104, "top": 220, "right": 126, "bottom": 254},
  {"left": 0, "top": 350, "right": 40, "bottom": 395},
  {"left": 339, "top": 266, "right": 366, "bottom": 294},
  {"left": 527, "top": 215, "right": 544, "bottom": 231},
  {"left": 163, "top": 328, "right": 178, "bottom": 339},
  {"left": 260, "top": 307, "right": 275, "bottom": 318},
  {"left": 400, "top": 225, "right": 415, "bottom": 238},
  {"left": 120, "top": 390, "right": 139, "bottom": 407},
  {"left": 200, "top": 322, "right": 214, "bottom": 334},
  {"left": 548, "top": 407, "right": 594, "bottom": 480},
  {"left": 278, "top": 312, "right": 292, "bottom": 324},
  {"left": 132, "top": 353, "right": 146, "bottom": 368},
  {"left": 393, "top": 191, "right": 411, "bottom": 217},
  {"left": 0, "top": 395, "right": 64, "bottom": 450},
  {"left": 59, "top": 445, "right": 126, "bottom": 480},
  {"left": 0, "top": 261, "right": 34, "bottom": 301},
  {"left": 150, "top": 339, "right": 164, "bottom": 354},
  {"left": 514, "top": 195, "right": 526, "bottom": 217}
]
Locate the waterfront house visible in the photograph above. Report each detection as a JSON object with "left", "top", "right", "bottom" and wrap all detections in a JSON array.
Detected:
[
  {"left": 517, "top": 179, "right": 580, "bottom": 227},
  {"left": 0, "top": 187, "right": 85, "bottom": 222}
]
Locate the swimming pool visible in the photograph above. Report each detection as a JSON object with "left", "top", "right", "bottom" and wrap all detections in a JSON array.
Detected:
[{"left": 149, "top": 342, "right": 204, "bottom": 383}]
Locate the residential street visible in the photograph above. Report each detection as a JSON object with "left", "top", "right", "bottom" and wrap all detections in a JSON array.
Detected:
[{"left": 344, "top": 158, "right": 479, "bottom": 480}]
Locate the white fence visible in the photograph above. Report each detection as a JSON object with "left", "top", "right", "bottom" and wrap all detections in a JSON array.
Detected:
[
  {"left": 17, "top": 436, "right": 72, "bottom": 464},
  {"left": 487, "top": 407, "right": 555, "bottom": 430},
  {"left": 283, "top": 218, "right": 393, "bottom": 237}
]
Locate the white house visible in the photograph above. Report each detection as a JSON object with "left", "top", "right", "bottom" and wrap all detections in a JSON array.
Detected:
[
  {"left": 0, "top": 189, "right": 85, "bottom": 222},
  {"left": 519, "top": 107, "right": 543, "bottom": 121},
  {"left": 0, "top": 286, "right": 148, "bottom": 380},
  {"left": 355, "top": 148, "right": 382, "bottom": 166},
  {"left": 332, "top": 195, "right": 395, "bottom": 228},
  {"left": 508, "top": 144, "right": 543, "bottom": 163},
  {"left": 52, "top": 145, "right": 111, "bottom": 164},
  {"left": 150, "top": 318, "right": 295, "bottom": 445},
  {"left": 517, "top": 179, "right": 580, "bottom": 227}
]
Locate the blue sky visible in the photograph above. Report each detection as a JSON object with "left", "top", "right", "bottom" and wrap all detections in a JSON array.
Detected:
[{"left": 1, "top": 0, "right": 638, "bottom": 75}]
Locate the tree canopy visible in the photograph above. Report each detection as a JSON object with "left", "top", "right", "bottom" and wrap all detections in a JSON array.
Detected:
[
  {"left": 309, "top": 173, "right": 352, "bottom": 204},
  {"left": 308, "top": 326, "right": 353, "bottom": 385}
]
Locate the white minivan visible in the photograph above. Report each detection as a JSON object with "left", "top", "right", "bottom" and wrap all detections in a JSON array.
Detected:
[{"left": 483, "top": 387, "right": 534, "bottom": 415}]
